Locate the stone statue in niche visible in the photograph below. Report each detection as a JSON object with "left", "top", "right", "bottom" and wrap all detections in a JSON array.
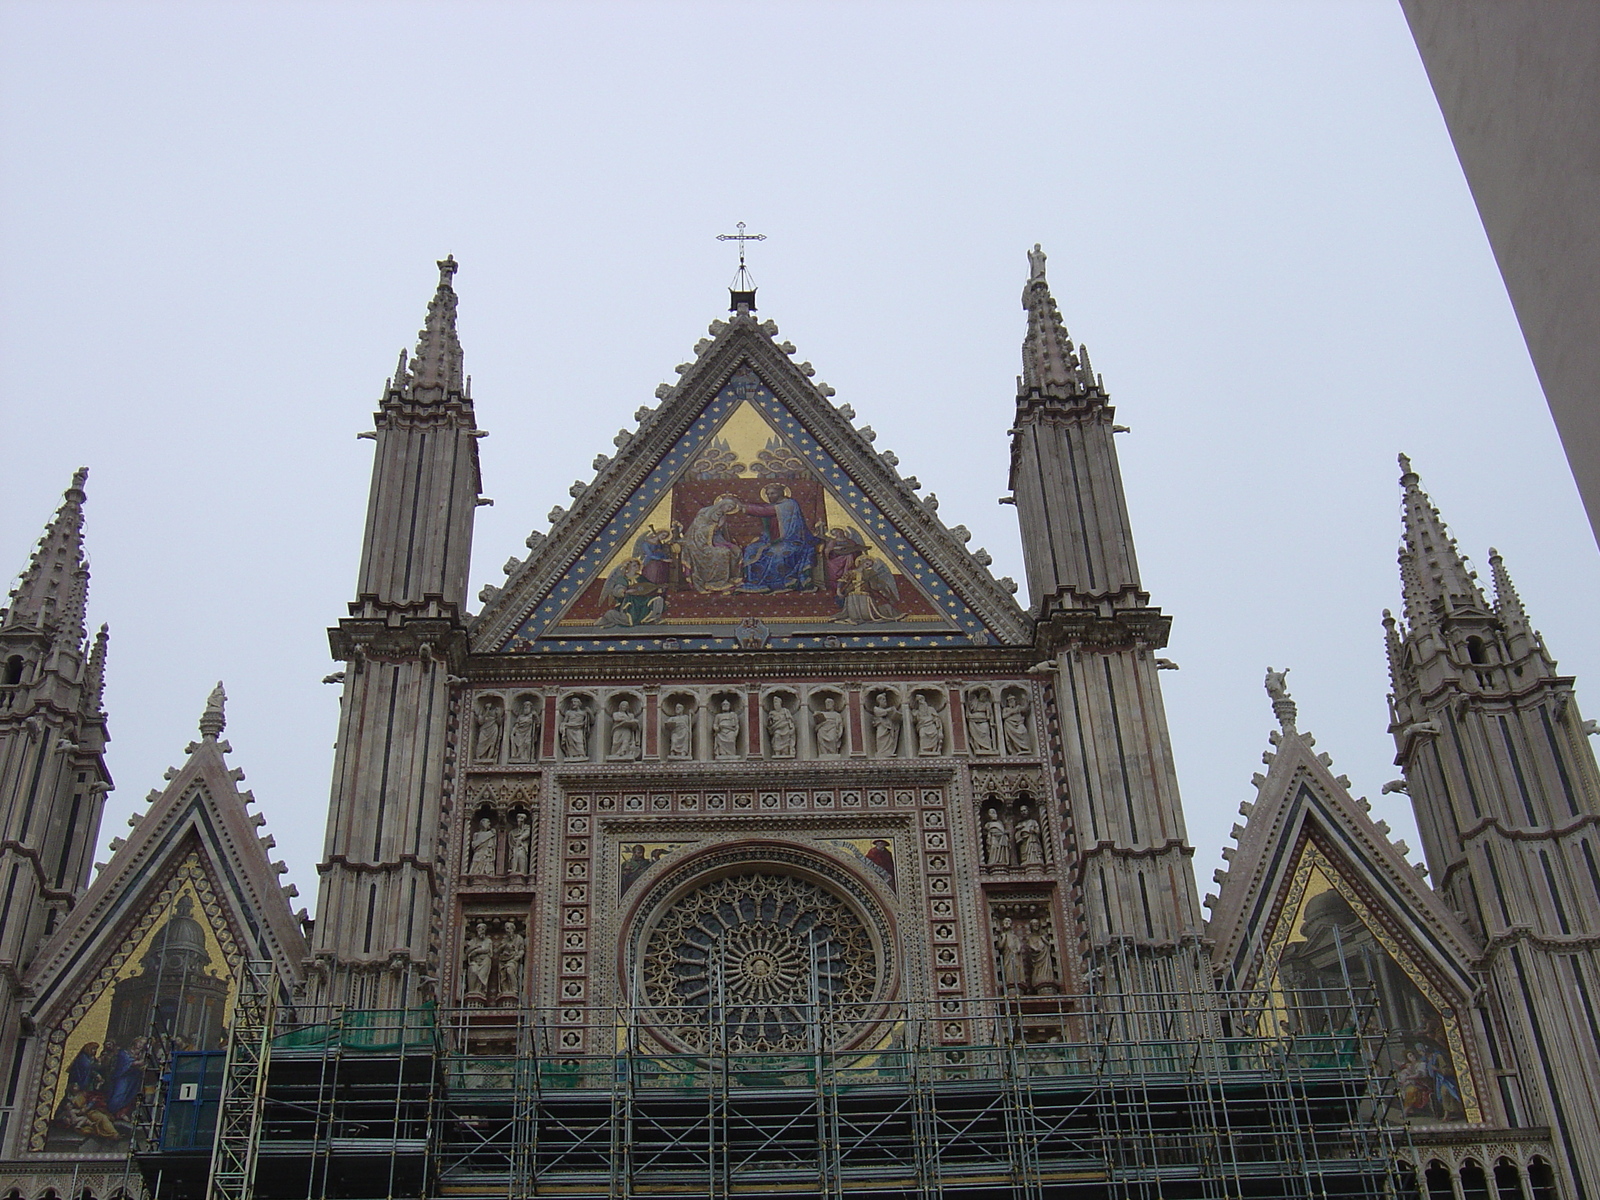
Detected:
[
  {"left": 464, "top": 921, "right": 494, "bottom": 995},
  {"left": 497, "top": 920, "right": 526, "bottom": 997},
  {"left": 610, "top": 700, "right": 642, "bottom": 761},
  {"left": 474, "top": 702, "right": 503, "bottom": 762},
  {"left": 559, "top": 696, "right": 592, "bottom": 760},
  {"left": 506, "top": 810, "right": 531, "bottom": 876},
  {"left": 466, "top": 816, "right": 498, "bottom": 876},
  {"left": 995, "top": 915, "right": 1026, "bottom": 992},
  {"left": 664, "top": 702, "right": 695, "bottom": 759},
  {"left": 1002, "top": 694, "right": 1033, "bottom": 754},
  {"left": 1014, "top": 804, "right": 1045, "bottom": 868},
  {"left": 913, "top": 695, "right": 944, "bottom": 755},
  {"left": 711, "top": 700, "right": 741, "bottom": 760},
  {"left": 982, "top": 807, "right": 1012, "bottom": 868},
  {"left": 966, "top": 694, "right": 997, "bottom": 755},
  {"left": 508, "top": 698, "right": 540, "bottom": 762},
  {"left": 766, "top": 698, "right": 797, "bottom": 758},
  {"left": 814, "top": 697, "right": 846, "bottom": 757},
  {"left": 1026, "top": 918, "right": 1058, "bottom": 992},
  {"left": 870, "top": 693, "right": 900, "bottom": 757}
]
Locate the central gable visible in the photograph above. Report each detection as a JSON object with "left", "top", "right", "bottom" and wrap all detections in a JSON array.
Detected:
[{"left": 477, "top": 312, "right": 1030, "bottom": 653}]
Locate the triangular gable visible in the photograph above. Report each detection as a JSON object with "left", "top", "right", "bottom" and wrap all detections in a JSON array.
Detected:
[
  {"left": 19, "top": 701, "right": 306, "bottom": 1155},
  {"left": 471, "top": 311, "right": 1031, "bottom": 653},
  {"left": 1206, "top": 710, "right": 1489, "bottom": 1127}
]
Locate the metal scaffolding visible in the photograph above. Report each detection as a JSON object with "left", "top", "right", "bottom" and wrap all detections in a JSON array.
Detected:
[{"left": 139, "top": 979, "right": 1412, "bottom": 1200}]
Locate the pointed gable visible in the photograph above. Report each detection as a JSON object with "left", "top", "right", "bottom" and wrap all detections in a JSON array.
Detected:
[
  {"left": 471, "top": 308, "right": 1030, "bottom": 653},
  {"left": 1207, "top": 680, "right": 1489, "bottom": 1127},
  {"left": 20, "top": 686, "right": 306, "bottom": 1153}
]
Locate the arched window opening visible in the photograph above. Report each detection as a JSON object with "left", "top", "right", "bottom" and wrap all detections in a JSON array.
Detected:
[
  {"left": 1425, "top": 1161, "right": 1456, "bottom": 1200},
  {"left": 2, "top": 656, "right": 23, "bottom": 686},
  {"left": 1467, "top": 636, "right": 1489, "bottom": 665},
  {"left": 1461, "top": 1160, "right": 1492, "bottom": 1200},
  {"left": 1527, "top": 1158, "right": 1558, "bottom": 1200},
  {"left": 1494, "top": 1158, "right": 1526, "bottom": 1200}
]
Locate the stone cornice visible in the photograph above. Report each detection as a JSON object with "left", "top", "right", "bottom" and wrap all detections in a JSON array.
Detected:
[{"left": 1035, "top": 607, "right": 1171, "bottom": 655}]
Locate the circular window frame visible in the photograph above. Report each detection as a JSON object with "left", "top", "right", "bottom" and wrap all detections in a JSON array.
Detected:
[{"left": 621, "top": 842, "right": 899, "bottom": 1055}]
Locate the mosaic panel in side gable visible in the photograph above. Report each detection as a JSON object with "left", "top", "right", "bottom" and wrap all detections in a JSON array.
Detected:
[{"left": 31, "top": 854, "right": 240, "bottom": 1153}]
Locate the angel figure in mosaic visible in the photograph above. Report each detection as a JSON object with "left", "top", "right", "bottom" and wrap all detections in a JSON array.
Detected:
[
  {"left": 823, "top": 526, "right": 869, "bottom": 593},
  {"left": 597, "top": 558, "right": 666, "bottom": 627},
  {"left": 832, "top": 554, "right": 901, "bottom": 624},
  {"left": 633, "top": 523, "right": 681, "bottom": 588},
  {"left": 683, "top": 495, "right": 744, "bottom": 593}
]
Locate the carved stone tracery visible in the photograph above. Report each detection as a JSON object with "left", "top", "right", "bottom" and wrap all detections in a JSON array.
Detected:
[{"left": 638, "top": 868, "right": 882, "bottom": 1053}]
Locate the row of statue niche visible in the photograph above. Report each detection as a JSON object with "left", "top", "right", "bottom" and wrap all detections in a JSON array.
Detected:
[
  {"left": 867, "top": 692, "right": 947, "bottom": 756},
  {"left": 980, "top": 799, "right": 1049, "bottom": 870},
  {"left": 966, "top": 689, "right": 1035, "bottom": 756},
  {"left": 994, "top": 911, "right": 1059, "bottom": 995},
  {"left": 463, "top": 917, "right": 526, "bottom": 1000},
  {"left": 471, "top": 689, "right": 1036, "bottom": 764},
  {"left": 473, "top": 697, "right": 540, "bottom": 763},
  {"left": 464, "top": 808, "right": 532, "bottom": 877}
]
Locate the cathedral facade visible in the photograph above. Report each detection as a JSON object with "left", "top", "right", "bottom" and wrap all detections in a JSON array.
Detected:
[{"left": 0, "top": 251, "right": 1595, "bottom": 1198}]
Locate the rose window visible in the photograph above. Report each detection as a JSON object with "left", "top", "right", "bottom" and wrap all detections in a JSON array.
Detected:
[{"left": 638, "top": 870, "right": 882, "bottom": 1053}]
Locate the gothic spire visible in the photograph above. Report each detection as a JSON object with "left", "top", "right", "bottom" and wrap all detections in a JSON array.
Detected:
[
  {"left": 3, "top": 467, "right": 89, "bottom": 637},
  {"left": 404, "top": 256, "right": 465, "bottom": 399},
  {"left": 1487, "top": 546, "right": 1535, "bottom": 643},
  {"left": 1396, "top": 454, "right": 1488, "bottom": 624},
  {"left": 1018, "top": 244, "right": 1095, "bottom": 399},
  {"left": 82, "top": 623, "right": 109, "bottom": 715}
]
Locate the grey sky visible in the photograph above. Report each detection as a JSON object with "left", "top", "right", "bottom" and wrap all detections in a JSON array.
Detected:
[{"left": 3, "top": 1, "right": 1593, "bottom": 908}]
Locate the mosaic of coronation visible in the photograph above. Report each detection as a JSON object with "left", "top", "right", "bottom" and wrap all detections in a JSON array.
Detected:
[{"left": 504, "top": 369, "right": 1000, "bottom": 652}]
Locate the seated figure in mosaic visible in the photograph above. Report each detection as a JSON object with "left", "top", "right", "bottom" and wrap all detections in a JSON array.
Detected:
[
  {"left": 740, "top": 484, "right": 817, "bottom": 592},
  {"left": 683, "top": 496, "right": 743, "bottom": 593}
]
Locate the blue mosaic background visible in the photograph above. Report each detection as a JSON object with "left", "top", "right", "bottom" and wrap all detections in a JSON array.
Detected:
[{"left": 500, "top": 367, "right": 1000, "bottom": 653}]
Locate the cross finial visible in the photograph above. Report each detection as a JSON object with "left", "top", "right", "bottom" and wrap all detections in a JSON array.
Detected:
[{"left": 716, "top": 222, "right": 766, "bottom": 307}]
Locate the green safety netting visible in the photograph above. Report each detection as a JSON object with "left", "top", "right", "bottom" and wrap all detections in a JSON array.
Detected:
[{"left": 273, "top": 1005, "right": 437, "bottom": 1051}]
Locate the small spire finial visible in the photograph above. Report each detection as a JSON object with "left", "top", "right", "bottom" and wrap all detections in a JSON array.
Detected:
[
  {"left": 199, "top": 681, "right": 227, "bottom": 740},
  {"left": 438, "top": 254, "right": 458, "bottom": 282},
  {"left": 1264, "top": 666, "right": 1297, "bottom": 733},
  {"left": 1398, "top": 452, "right": 1415, "bottom": 480}
]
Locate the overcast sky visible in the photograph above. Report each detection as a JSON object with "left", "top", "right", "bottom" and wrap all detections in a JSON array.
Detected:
[{"left": 3, "top": 1, "right": 1595, "bottom": 917}]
